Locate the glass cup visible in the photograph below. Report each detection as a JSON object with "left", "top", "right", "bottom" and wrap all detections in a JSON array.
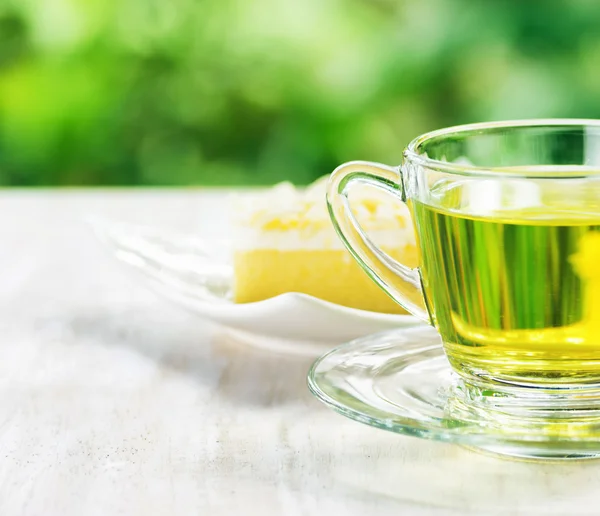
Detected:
[{"left": 327, "top": 119, "right": 600, "bottom": 389}]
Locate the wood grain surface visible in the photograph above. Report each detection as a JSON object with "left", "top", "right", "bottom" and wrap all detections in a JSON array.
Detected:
[{"left": 1, "top": 190, "right": 599, "bottom": 516}]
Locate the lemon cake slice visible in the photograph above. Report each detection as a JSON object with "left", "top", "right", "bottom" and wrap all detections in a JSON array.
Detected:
[{"left": 232, "top": 176, "right": 417, "bottom": 313}]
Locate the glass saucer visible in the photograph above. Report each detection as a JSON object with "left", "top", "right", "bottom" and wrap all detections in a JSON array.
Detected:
[{"left": 307, "top": 325, "right": 600, "bottom": 461}]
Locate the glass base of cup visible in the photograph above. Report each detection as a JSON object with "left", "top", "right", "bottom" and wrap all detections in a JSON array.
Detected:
[
  {"left": 308, "top": 324, "right": 600, "bottom": 461},
  {"left": 446, "top": 375, "right": 600, "bottom": 459},
  {"left": 444, "top": 340, "right": 600, "bottom": 389}
]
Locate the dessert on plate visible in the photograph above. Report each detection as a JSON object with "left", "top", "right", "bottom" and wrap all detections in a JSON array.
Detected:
[{"left": 231, "top": 175, "right": 418, "bottom": 314}]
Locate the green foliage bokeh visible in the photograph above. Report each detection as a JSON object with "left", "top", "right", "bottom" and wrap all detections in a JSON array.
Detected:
[{"left": 1, "top": 0, "right": 600, "bottom": 186}]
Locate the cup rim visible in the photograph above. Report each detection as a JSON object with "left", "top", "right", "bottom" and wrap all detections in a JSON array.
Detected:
[{"left": 404, "top": 118, "right": 600, "bottom": 177}]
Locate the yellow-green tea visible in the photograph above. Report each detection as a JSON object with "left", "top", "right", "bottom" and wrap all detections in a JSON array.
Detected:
[{"left": 412, "top": 196, "right": 600, "bottom": 385}]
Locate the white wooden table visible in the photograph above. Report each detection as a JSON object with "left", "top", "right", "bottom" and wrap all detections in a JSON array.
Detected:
[{"left": 2, "top": 190, "right": 600, "bottom": 516}]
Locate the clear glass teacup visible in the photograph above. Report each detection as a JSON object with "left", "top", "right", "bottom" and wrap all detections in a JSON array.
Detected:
[{"left": 327, "top": 119, "right": 600, "bottom": 389}]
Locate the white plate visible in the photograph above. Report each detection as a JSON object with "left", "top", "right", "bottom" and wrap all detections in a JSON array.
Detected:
[{"left": 89, "top": 217, "right": 418, "bottom": 344}]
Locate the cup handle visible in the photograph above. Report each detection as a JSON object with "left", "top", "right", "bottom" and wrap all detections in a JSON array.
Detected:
[{"left": 327, "top": 160, "right": 431, "bottom": 322}]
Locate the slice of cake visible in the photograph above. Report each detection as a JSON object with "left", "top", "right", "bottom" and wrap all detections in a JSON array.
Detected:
[{"left": 231, "top": 176, "right": 418, "bottom": 313}]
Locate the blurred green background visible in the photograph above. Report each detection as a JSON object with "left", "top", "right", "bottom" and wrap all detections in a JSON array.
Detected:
[{"left": 1, "top": 0, "right": 600, "bottom": 186}]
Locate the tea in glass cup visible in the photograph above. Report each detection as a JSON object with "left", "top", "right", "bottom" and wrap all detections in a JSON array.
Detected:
[{"left": 327, "top": 120, "right": 600, "bottom": 388}]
